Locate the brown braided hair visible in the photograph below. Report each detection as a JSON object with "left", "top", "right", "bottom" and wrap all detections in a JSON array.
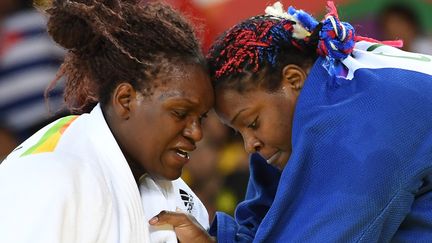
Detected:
[{"left": 44, "top": 0, "right": 205, "bottom": 114}]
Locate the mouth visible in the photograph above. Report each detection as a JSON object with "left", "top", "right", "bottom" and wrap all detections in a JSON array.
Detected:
[{"left": 175, "top": 148, "right": 191, "bottom": 160}]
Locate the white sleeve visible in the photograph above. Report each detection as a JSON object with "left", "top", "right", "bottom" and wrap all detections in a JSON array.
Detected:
[{"left": 0, "top": 155, "right": 105, "bottom": 243}]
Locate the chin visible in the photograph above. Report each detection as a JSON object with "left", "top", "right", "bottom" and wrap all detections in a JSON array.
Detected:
[{"left": 162, "top": 169, "right": 183, "bottom": 181}]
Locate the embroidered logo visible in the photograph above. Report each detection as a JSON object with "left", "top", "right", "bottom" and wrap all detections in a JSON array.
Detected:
[{"left": 179, "top": 189, "right": 194, "bottom": 213}]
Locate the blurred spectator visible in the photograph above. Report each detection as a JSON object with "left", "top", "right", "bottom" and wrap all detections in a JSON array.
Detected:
[
  {"left": 377, "top": 2, "right": 432, "bottom": 54},
  {"left": 215, "top": 140, "right": 249, "bottom": 216},
  {"left": 0, "top": 0, "right": 66, "bottom": 142}
]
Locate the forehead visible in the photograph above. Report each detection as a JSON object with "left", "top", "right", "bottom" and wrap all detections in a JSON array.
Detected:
[
  {"left": 153, "top": 64, "right": 213, "bottom": 106},
  {"left": 214, "top": 88, "right": 264, "bottom": 121}
]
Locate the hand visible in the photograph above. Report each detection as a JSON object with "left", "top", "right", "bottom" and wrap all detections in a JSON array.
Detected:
[{"left": 149, "top": 210, "right": 216, "bottom": 243}]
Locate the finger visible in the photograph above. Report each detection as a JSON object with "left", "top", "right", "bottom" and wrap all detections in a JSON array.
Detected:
[{"left": 149, "top": 210, "right": 189, "bottom": 227}]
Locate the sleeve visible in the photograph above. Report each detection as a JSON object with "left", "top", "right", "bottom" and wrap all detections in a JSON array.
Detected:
[
  {"left": 209, "top": 153, "right": 281, "bottom": 243},
  {"left": 256, "top": 140, "right": 432, "bottom": 242},
  {"left": 0, "top": 155, "right": 103, "bottom": 243},
  {"left": 390, "top": 175, "right": 432, "bottom": 241}
]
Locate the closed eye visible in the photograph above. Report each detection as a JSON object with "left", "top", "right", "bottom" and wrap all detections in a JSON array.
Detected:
[
  {"left": 247, "top": 116, "right": 259, "bottom": 130},
  {"left": 172, "top": 110, "right": 188, "bottom": 120},
  {"left": 199, "top": 112, "right": 208, "bottom": 124}
]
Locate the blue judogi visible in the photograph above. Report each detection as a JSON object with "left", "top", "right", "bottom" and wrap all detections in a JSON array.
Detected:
[{"left": 210, "top": 42, "right": 432, "bottom": 242}]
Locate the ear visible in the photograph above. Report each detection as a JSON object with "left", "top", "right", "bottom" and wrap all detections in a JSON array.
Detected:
[
  {"left": 111, "top": 83, "right": 137, "bottom": 120},
  {"left": 280, "top": 64, "right": 308, "bottom": 91}
]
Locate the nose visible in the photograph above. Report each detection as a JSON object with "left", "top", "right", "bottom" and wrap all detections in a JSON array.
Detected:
[
  {"left": 183, "top": 119, "right": 203, "bottom": 143},
  {"left": 244, "top": 134, "right": 262, "bottom": 154}
]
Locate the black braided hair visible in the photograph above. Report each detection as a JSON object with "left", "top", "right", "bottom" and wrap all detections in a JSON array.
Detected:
[{"left": 206, "top": 15, "right": 319, "bottom": 93}]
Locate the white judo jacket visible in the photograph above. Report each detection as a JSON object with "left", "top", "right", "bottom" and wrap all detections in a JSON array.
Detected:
[{"left": 0, "top": 104, "right": 208, "bottom": 243}]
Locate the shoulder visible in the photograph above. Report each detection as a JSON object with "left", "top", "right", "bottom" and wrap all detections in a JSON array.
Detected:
[
  {"left": 0, "top": 152, "right": 111, "bottom": 242},
  {"left": 0, "top": 152, "right": 108, "bottom": 200}
]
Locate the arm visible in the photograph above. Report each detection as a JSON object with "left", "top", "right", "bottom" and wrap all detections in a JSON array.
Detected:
[
  {"left": 254, "top": 143, "right": 432, "bottom": 242},
  {"left": 393, "top": 174, "right": 432, "bottom": 241}
]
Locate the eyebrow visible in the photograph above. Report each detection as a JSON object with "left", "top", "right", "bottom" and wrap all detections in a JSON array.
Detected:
[
  {"left": 158, "top": 91, "right": 185, "bottom": 100},
  {"left": 230, "top": 108, "right": 249, "bottom": 124},
  {"left": 158, "top": 91, "right": 200, "bottom": 106}
]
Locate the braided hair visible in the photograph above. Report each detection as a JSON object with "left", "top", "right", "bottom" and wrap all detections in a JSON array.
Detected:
[
  {"left": 207, "top": 1, "right": 357, "bottom": 93},
  {"left": 43, "top": 0, "right": 205, "bottom": 114}
]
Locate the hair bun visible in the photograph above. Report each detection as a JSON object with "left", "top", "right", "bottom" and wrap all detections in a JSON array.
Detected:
[{"left": 46, "top": 1, "right": 98, "bottom": 52}]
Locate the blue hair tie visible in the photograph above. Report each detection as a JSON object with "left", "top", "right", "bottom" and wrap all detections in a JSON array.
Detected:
[{"left": 287, "top": 6, "right": 319, "bottom": 32}]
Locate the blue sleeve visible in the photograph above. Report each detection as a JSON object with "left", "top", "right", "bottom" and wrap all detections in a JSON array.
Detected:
[
  {"left": 392, "top": 175, "right": 432, "bottom": 241},
  {"left": 209, "top": 153, "right": 281, "bottom": 243}
]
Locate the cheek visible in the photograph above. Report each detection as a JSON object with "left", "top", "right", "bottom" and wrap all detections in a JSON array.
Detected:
[
  {"left": 266, "top": 110, "right": 293, "bottom": 147},
  {"left": 129, "top": 115, "right": 169, "bottom": 159},
  {"left": 269, "top": 120, "right": 291, "bottom": 144},
  {"left": 148, "top": 118, "right": 187, "bottom": 156}
]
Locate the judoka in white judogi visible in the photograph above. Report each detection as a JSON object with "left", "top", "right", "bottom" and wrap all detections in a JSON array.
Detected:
[{"left": 0, "top": 104, "right": 209, "bottom": 243}]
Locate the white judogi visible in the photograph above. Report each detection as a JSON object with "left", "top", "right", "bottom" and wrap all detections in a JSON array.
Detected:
[
  {"left": 140, "top": 175, "right": 209, "bottom": 243},
  {"left": 0, "top": 104, "right": 208, "bottom": 243}
]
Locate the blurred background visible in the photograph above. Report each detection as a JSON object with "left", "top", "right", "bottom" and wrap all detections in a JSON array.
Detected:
[{"left": 1, "top": 0, "right": 432, "bottom": 220}]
